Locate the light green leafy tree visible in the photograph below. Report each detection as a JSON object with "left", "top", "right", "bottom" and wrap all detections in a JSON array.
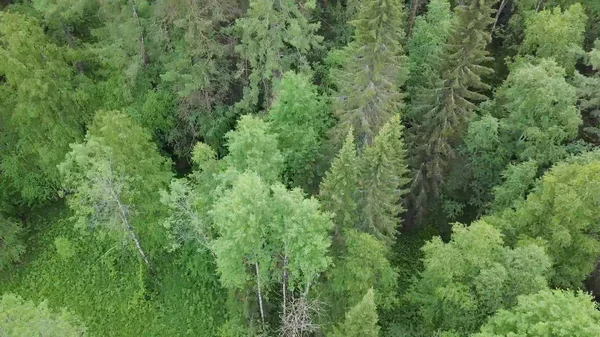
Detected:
[
  {"left": 268, "top": 71, "right": 332, "bottom": 190},
  {"left": 359, "top": 115, "right": 409, "bottom": 246},
  {"left": 59, "top": 110, "right": 172, "bottom": 271},
  {"left": 0, "top": 215, "right": 25, "bottom": 271},
  {"left": 521, "top": 3, "right": 587, "bottom": 74},
  {"left": 0, "top": 12, "right": 91, "bottom": 204},
  {"left": 473, "top": 289, "right": 600, "bottom": 337},
  {"left": 409, "top": 0, "right": 496, "bottom": 220},
  {"left": 408, "top": 221, "right": 551, "bottom": 335},
  {"left": 233, "top": 0, "right": 322, "bottom": 110},
  {"left": 224, "top": 115, "right": 284, "bottom": 185},
  {"left": 487, "top": 155, "right": 600, "bottom": 288},
  {"left": 330, "top": 0, "right": 407, "bottom": 148},
  {"left": 328, "top": 289, "right": 380, "bottom": 337},
  {"left": 466, "top": 59, "right": 581, "bottom": 210},
  {"left": 211, "top": 171, "right": 332, "bottom": 326},
  {"left": 0, "top": 293, "right": 87, "bottom": 336},
  {"left": 326, "top": 229, "right": 397, "bottom": 322}
]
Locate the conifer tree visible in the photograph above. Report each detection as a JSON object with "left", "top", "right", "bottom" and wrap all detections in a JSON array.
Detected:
[
  {"left": 0, "top": 215, "right": 25, "bottom": 271},
  {"left": 359, "top": 115, "right": 409, "bottom": 246},
  {"left": 330, "top": 0, "right": 408, "bottom": 149},
  {"left": 329, "top": 289, "right": 380, "bottom": 337},
  {"left": 406, "top": 0, "right": 454, "bottom": 121},
  {"left": 409, "top": 0, "right": 497, "bottom": 221},
  {"left": 233, "top": 0, "right": 322, "bottom": 110},
  {"left": 319, "top": 130, "right": 360, "bottom": 251}
]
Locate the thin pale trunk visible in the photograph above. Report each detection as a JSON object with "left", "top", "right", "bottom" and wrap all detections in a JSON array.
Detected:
[
  {"left": 282, "top": 255, "right": 288, "bottom": 317},
  {"left": 129, "top": 0, "right": 149, "bottom": 65},
  {"left": 492, "top": 0, "right": 508, "bottom": 31},
  {"left": 255, "top": 262, "right": 265, "bottom": 326}
]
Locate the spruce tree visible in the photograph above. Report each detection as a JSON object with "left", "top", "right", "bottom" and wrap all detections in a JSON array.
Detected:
[
  {"left": 319, "top": 130, "right": 360, "bottom": 252},
  {"left": 409, "top": 0, "right": 497, "bottom": 221},
  {"left": 330, "top": 0, "right": 408, "bottom": 149},
  {"left": 359, "top": 115, "right": 409, "bottom": 246},
  {"left": 329, "top": 289, "right": 380, "bottom": 337},
  {"left": 233, "top": 0, "right": 322, "bottom": 111}
]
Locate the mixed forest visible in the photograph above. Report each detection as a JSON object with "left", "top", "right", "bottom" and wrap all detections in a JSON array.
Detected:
[{"left": 2, "top": 0, "right": 600, "bottom": 335}]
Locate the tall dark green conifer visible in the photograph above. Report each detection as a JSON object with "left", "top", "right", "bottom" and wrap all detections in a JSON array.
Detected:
[
  {"left": 359, "top": 115, "right": 409, "bottom": 246},
  {"left": 409, "top": 0, "right": 497, "bottom": 222},
  {"left": 330, "top": 0, "right": 407, "bottom": 149}
]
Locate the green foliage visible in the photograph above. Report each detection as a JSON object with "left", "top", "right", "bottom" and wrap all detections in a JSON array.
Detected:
[
  {"left": 327, "top": 229, "right": 397, "bottom": 319},
  {"left": 233, "top": 0, "right": 322, "bottom": 110},
  {"left": 575, "top": 40, "right": 600, "bottom": 145},
  {"left": 406, "top": 0, "right": 454, "bottom": 120},
  {"left": 409, "top": 0, "right": 496, "bottom": 218},
  {"left": 329, "top": 289, "right": 380, "bottom": 337},
  {"left": 521, "top": 4, "right": 587, "bottom": 74},
  {"left": 488, "top": 157, "right": 600, "bottom": 288},
  {"left": 330, "top": 0, "right": 407, "bottom": 148},
  {"left": 319, "top": 130, "right": 360, "bottom": 252},
  {"left": 408, "top": 221, "right": 550, "bottom": 335},
  {"left": 268, "top": 71, "right": 332, "bottom": 190},
  {"left": 0, "top": 215, "right": 25, "bottom": 270},
  {"left": 359, "top": 115, "right": 409, "bottom": 246},
  {"left": 0, "top": 293, "right": 87, "bottom": 336},
  {"left": 466, "top": 59, "right": 581, "bottom": 210},
  {"left": 58, "top": 110, "right": 172, "bottom": 255},
  {"left": 473, "top": 289, "right": 600, "bottom": 337},
  {"left": 0, "top": 12, "right": 91, "bottom": 204},
  {"left": 224, "top": 115, "right": 284, "bottom": 184},
  {"left": 211, "top": 171, "right": 332, "bottom": 291},
  {"left": 53, "top": 236, "right": 76, "bottom": 260}
]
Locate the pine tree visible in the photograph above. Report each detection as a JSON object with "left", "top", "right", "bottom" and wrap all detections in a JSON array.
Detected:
[
  {"left": 319, "top": 130, "right": 360, "bottom": 252},
  {"left": 409, "top": 0, "right": 497, "bottom": 221},
  {"left": 330, "top": 0, "right": 408, "bottom": 149},
  {"left": 233, "top": 0, "right": 322, "bottom": 111},
  {"left": 329, "top": 289, "right": 380, "bottom": 337},
  {"left": 359, "top": 115, "right": 409, "bottom": 246}
]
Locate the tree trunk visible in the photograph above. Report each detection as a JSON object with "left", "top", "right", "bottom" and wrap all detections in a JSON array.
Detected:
[
  {"left": 255, "top": 262, "right": 265, "bottom": 326},
  {"left": 129, "top": 0, "right": 150, "bottom": 65},
  {"left": 492, "top": 0, "right": 508, "bottom": 32},
  {"left": 407, "top": 0, "right": 423, "bottom": 38}
]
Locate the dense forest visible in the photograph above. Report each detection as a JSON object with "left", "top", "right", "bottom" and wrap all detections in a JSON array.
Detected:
[{"left": 2, "top": 0, "right": 600, "bottom": 335}]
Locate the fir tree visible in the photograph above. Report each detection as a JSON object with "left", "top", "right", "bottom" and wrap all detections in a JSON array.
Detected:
[
  {"left": 359, "top": 115, "right": 409, "bottom": 246},
  {"left": 329, "top": 289, "right": 380, "bottom": 337},
  {"left": 409, "top": 0, "right": 497, "bottom": 222},
  {"left": 319, "top": 129, "right": 360, "bottom": 252},
  {"left": 330, "top": 0, "right": 408, "bottom": 149}
]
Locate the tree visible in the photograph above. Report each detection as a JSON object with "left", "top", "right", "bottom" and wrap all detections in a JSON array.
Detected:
[
  {"left": 0, "top": 12, "right": 91, "bottom": 204},
  {"left": 223, "top": 115, "right": 284, "bottom": 185},
  {"left": 210, "top": 171, "right": 332, "bottom": 326},
  {"left": 326, "top": 230, "right": 397, "bottom": 322},
  {"left": 268, "top": 71, "right": 332, "bottom": 190},
  {"left": 409, "top": 0, "right": 496, "bottom": 220},
  {"left": 521, "top": 3, "right": 587, "bottom": 74},
  {"left": 329, "top": 289, "right": 380, "bottom": 337},
  {"left": 330, "top": 0, "right": 407, "bottom": 149},
  {"left": 487, "top": 155, "right": 600, "bottom": 288},
  {"left": 473, "top": 289, "right": 600, "bottom": 337},
  {"left": 408, "top": 221, "right": 550, "bottom": 335},
  {"left": 465, "top": 59, "right": 581, "bottom": 210},
  {"left": 359, "top": 115, "right": 409, "bottom": 246},
  {"left": 233, "top": 0, "right": 322, "bottom": 110},
  {"left": 319, "top": 130, "right": 360, "bottom": 251},
  {"left": 406, "top": 0, "right": 454, "bottom": 120},
  {"left": 574, "top": 39, "right": 600, "bottom": 145},
  {"left": 59, "top": 110, "right": 172, "bottom": 271},
  {"left": 0, "top": 215, "right": 25, "bottom": 270},
  {"left": 0, "top": 293, "right": 87, "bottom": 336}
]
